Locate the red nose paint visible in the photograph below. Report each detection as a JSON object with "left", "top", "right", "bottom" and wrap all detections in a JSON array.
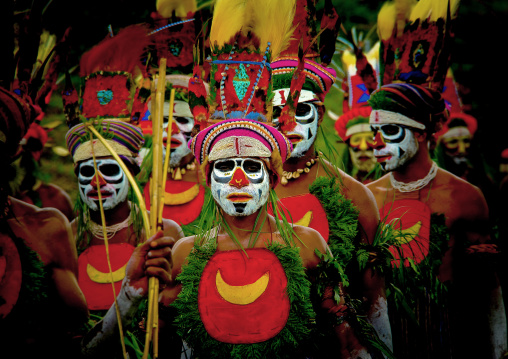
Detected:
[
  {"left": 170, "top": 121, "right": 180, "bottom": 135},
  {"left": 91, "top": 172, "right": 107, "bottom": 187},
  {"left": 373, "top": 131, "right": 385, "bottom": 150},
  {"left": 229, "top": 168, "right": 250, "bottom": 189}
]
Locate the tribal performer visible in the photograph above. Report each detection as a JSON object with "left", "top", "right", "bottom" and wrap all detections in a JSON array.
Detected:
[
  {"left": 63, "top": 24, "right": 183, "bottom": 357},
  {"left": 330, "top": 38, "right": 383, "bottom": 184},
  {"left": 269, "top": 0, "right": 392, "bottom": 353},
  {"left": 434, "top": 69, "right": 498, "bottom": 217},
  {"left": 162, "top": 0, "right": 383, "bottom": 357},
  {"left": 139, "top": 0, "right": 213, "bottom": 236},
  {"left": 366, "top": 0, "right": 507, "bottom": 357}
]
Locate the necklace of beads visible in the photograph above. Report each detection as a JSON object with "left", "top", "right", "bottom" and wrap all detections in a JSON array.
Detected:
[
  {"left": 87, "top": 213, "right": 132, "bottom": 240},
  {"left": 390, "top": 161, "right": 438, "bottom": 193}
]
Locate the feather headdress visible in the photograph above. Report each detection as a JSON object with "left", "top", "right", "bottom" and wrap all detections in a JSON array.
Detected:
[
  {"left": 270, "top": 0, "right": 340, "bottom": 133},
  {"left": 79, "top": 25, "right": 151, "bottom": 121},
  {"left": 191, "top": 0, "right": 296, "bottom": 125},
  {"left": 378, "top": 0, "right": 460, "bottom": 92}
]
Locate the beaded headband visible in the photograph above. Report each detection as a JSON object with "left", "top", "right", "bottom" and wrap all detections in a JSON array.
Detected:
[{"left": 190, "top": 119, "right": 292, "bottom": 165}]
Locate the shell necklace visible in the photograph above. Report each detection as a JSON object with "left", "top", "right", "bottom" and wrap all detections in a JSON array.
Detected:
[{"left": 390, "top": 161, "right": 438, "bottom": 193}]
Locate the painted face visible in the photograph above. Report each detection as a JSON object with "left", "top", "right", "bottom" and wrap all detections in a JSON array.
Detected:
[
  {"left": 211, "top": 157, "right": 269, "bottom": 217},
  {"left": 441, "top": 126, "right": 471, "bottom": 165},
  {"left": 162, "top": 101, "right": 194, "bottom": 167},
  {"left": 371, "top": 124, "right": 419, "bottom": 171},
  {"left": 78, "top": 158, "right": 130, "bottom": 211},
  {"left": 348, "top": 132, "right": 377, "bottom": 172},
  {"left": 273, "top": 102, "right": 319, "bottom": 158}
]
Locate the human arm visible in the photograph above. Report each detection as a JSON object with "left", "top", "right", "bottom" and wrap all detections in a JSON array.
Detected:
[{"left": 80, "top": 231, "right": 175, "bottom": 358}]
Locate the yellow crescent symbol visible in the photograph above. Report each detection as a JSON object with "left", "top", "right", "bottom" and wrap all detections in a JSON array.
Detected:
[
  {"left": 391, "top": 221, "right": 422, "bottom": 244},
  {"left": 164, "top": 183, "right": 200, "bottom": 205},
  {"left": 294, "top": 211, "right": 313, "bottom": 227},
  {"left": 215, "top": 270, "right": 269, "bottom": 305},
  {"left": 86, "top": 263, "right": 127, "bottom": 283}
]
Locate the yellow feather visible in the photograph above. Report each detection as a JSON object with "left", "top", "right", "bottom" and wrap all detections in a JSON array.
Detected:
[
  {"left": 377, "top": 0, "right": 416, "bottom": 40},
  {"left": 209, "top": 0, "right": 248, "bottom": 49},
  {"left": 210, "top": 0, "right": 295, "bottom": 58},
  {"left": 246, "top": 0, "right": 295, "bottom": 59},
  {"left": 156, "top": 0, "right": 197, "bottom": 18},
  {"left": 410, "top": 0, "right": 460, "bottom": 22},
  {"left": 341, "top": 50, "right": 357, "bottom": 69}
]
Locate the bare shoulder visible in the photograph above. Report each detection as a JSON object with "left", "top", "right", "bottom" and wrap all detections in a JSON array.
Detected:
[
  {"left": 291, "top": 224, "right": 328, "bottom": 269},
  {"left": 435, "top": 168, "right": 488, "bottom": 218},
  {"left": 8, "top": 196, "right": 77, "bottom": 268},
  {"left": 162, "top": 217, "right": 185, "bottom": 240},
  {"left": 321, "top": 159, "right": 379, "bottom": 207},
  {"left": 171, "top": 235, "right": 198, "bottom": 277}
]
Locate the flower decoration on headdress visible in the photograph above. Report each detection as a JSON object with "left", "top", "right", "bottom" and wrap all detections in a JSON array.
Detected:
[{"left": 271, "top": 0, "right": 340, "bottom": 133}]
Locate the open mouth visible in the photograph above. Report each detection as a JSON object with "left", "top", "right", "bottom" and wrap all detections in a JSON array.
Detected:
[
  {"left": 376, "top": 155, "right": 392, "bottom": 163},
  {"left": 227, "top": 193, "right": 253, "bottom": 202},
  {"left": 286, "top": 134, "right": 303, "bottom": 144},
  {"left": 358, "top": 156, "right": 372, "bottom": 162}
]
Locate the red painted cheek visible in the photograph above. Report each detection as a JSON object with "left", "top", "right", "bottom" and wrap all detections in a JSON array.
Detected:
[{"left": 229, "top": 168, "right": 250, "bottom": 189}]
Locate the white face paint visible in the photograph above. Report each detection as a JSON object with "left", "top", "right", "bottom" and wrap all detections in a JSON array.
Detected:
[
  {"left": 78, "top": 158, "right": 130, "bottom": 211},
  {"left": 371, "top": 124, "right": 419, "bottom": 171},
  {"left": 160, "top": 99, "right": 194, "bottom": 167},
  {"left": 162, "top": 115, "right": 194, "bottom": 167},
  {"left": 272, "top": 102, "right": 319, "bottom": 158},
  {"left": 210, "top": 157, "right": 269, "bottom": 217}
]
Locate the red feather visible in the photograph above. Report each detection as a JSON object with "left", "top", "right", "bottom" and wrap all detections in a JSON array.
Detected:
[{"left": 79, "top": 24, "right": 151, "bottom": 77}]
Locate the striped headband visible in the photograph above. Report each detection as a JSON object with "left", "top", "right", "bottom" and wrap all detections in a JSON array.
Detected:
[
  {"left": 66, "top": 119, "right": 144, "bottom": 163},
  {"left": 368, "top": 83, "right": 446, "bottom": 130},
  {"left": 271, "top": 57, "right": 337, "bottom": 96}
]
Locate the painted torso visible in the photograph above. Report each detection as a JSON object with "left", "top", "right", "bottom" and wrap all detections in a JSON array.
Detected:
[
  {"left": 174, "top": 234, "right": 314, "bottom": 358},
  {"left": 274, "top": 162, "right": 330, "bottom": 241},
  {"left": 144, "top": 167, "right": 205, "bottom": 232}
]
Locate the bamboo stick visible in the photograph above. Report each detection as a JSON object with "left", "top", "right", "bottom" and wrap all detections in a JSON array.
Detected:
[
  {"left": 144, "top": 57, "right": 167, "bottom": 359},
  {"left": 88, "top": 131, "right": 128, "bottom": 359}
]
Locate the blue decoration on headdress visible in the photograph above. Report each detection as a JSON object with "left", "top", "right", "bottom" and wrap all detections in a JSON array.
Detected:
[
  {"left": 233, "top": 64, "right": 250, "bottom": 101},
  {"left": 97, "top": 89, "right": 114, "bottom": 105},
  {"left": 149, "top": 19, "right": 195, "bottom": 36}
]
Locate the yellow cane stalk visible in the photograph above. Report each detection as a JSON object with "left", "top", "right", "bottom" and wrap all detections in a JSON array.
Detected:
[
  {"left": 143, "top": 57, "right": 167, "bottom": 359},
  {"left": 88, "top": 131, "right": 128, "bottom": 359},
  {"left": 160, "top": 88, "right": 176, "bottom": 220}
]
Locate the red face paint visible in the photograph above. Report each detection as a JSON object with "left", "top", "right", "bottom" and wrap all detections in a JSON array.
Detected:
[{"left": 229, "top": 167, "right": 250, "bottom": 189}]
